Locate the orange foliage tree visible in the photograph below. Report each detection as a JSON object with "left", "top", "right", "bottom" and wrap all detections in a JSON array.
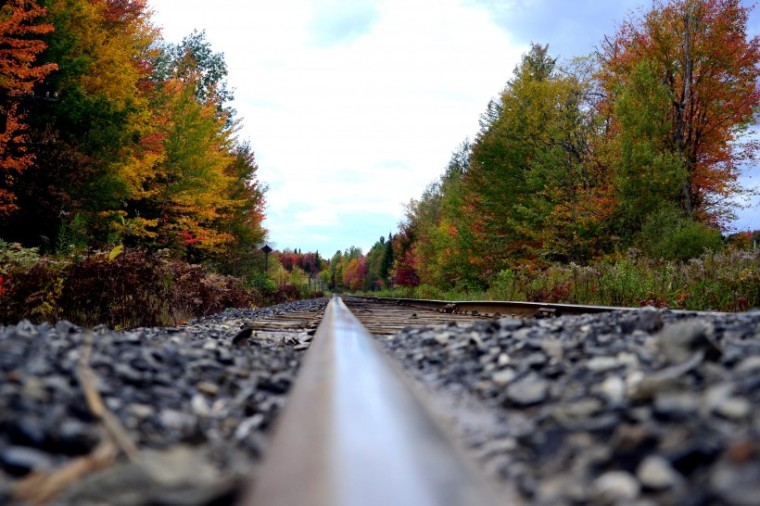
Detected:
[
  {"left": 342, "top": 257, "right": 366, "bottom": 291},
  {"left": 0, "top": 0, "right": 56, "bottom": 215},
  {"left": 599, "top": 0, "right": 760, "bottom": 225}
]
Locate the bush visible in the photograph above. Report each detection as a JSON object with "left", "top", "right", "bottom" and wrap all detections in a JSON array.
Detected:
[
  {"left": 637, "top": 207, "right": 723, "bottom": 261},
  {"left": 0, "top": 241, "right": 65, "bottom": 323},
  {"left": 488, "top": 269, "right": 521, "bottom": 301},
  {"left": 400, "top": 248, "right": 760, "bottom": 311},
  {"left": 0, "top": 248, "right": 255, "bottom": 328},
  {"left": 62, "top": 249, "right": 172, "bottom": 328}
]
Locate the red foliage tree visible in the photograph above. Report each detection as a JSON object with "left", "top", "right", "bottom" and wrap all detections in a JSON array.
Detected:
[
  {"left": 342, "top": 257, "right": 367, "bottom": 291},
  {"left": 0, "top": 0, "right": 57, "bottom": 215},
  {"left": 599, "top": 0, "right": 760, "bottom": 224}
]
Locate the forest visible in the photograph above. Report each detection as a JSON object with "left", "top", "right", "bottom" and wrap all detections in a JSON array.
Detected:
[
  {"left": 0, "top": 0, "right": 267, "bottom": 326},
  {"left": 309, "top": 0, "right": 760, "bottom": 311},
  {"left": 2, "top": 0, "right": 760, "bottom": 326}
]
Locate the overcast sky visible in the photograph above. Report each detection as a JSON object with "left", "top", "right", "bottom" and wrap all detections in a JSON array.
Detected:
[{"left": 148, "top": 0, "right": 760, "bottom": 255}]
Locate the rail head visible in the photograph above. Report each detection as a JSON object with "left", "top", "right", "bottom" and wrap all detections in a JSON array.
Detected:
[
  {"left": 352, "top": 296, "right": 627, "bottom": 317},
  {"left": 242, "top": 295, "right": 501, "bottom": 506},
  {"left": 355, "top": 296, "right": 728, "bottom": 318}
]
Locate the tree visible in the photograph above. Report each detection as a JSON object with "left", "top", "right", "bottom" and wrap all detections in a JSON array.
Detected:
[
  {"left": 401, "top": 141, "right": 480, "bottom": 289},
  {"left": 599, "top": 0, "right": 760, "bottom": 225},
  {"left": 391, "top": 228, "right": 419, "bottom": 287},
  {"left": 215, "top": 141, "right": 267, "bottom": 275},
  {"left": 364, "top": 235, "right": 394, "bottom": 290},
  {"left": 343, "top": 256, "right": 366, "bottom": 291},
  {"left": 2, "top": 0, "right": 159, "bottom": 247},
  {"left": 463, "top": 44, "right": 609, "bottom": 271},
  {"left": 611, "top": 59, "right": 688, "bottom": 232},
  {"left": 0, "top": 0, "right": 56, "bottom": 215},
  {"left": 146, "top": 75, "right": 237, "bottom": 256},
  {"left": 162, "top": 30, "right": 233, "bottom": 112}
]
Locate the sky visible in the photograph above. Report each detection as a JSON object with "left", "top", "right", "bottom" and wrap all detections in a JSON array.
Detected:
[{"left": 148, "top": 0, "right": 760, "bottom": 255}]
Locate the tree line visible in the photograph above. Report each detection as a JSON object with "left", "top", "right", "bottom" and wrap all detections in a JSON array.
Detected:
[
  {"left": 0, "top": 0, "right": 266, "bottom": 274},
  {"left": 388, "top": 0, "right": 759, "bottom": 291}
]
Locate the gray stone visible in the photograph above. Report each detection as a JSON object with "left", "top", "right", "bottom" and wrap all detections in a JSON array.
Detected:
[
  {"left": 593, "top": 471, "right": 640, "bottom": 502},
  {"left": 0, "top": 446, "right": 54, "bottom": 476},
  {"left": 586, "top": 356, "right": 621, "bottom": 372},
  {"left": 735, "top": 356, "right": 760, "bottom": 373},
  {"left": 599, "top": 375, "right": 626, "bottom": 404},
  {"left": 235, "top": 414, "right": 265, "bottom": 440},
  {"left": 191, "top": 394, "right": 211, "bottom": 417},
  {"left": 654, "top": 392, "right": 699, "bottom": 419},
  {"left": 129, "top": 403, "right": 155, "bottom": 419},
  {"left": 434, "top": 332, "right": 451, "bottom": 345},
  {"left": 540, "top": 338, "right": 563, "bottom": 361},
  {"left": 14, "top": 319, "right": 37, "bottom": 338},
  {"left": 637, "top": 455, "right": 680, "bottom": 490},
  {"left": 499, "top": 318, "right": 522, "bottom": 330},
  {"left": 552, "top": 399, "right": 603, "bottom": 424},
  {"left": 658, "top": 320, "right": 721, "bottom": 363},
  {"left": 635, "top": 309, "right": 664, "bottom": 333},
  {"left": 159, "top": 409, "right": 196, "bottom": 431},
  {"left": 506, "top": 374, "right": 548, "bottom": 406},
  {"left": 714, "top": 397, "right": 751, "bottom": 421},
  {"left": 491, "top": 368, "right": 516, "bottom": 386},
  {"left": 711, "top": 461, "right": 760, "bottom": 506}
]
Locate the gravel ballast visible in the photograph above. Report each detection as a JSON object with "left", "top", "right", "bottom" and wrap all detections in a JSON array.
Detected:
[
  {"left": 2, "top": 299, "right": 759, "bottom": 506},
  {"left": 380, "top": 308, "right": 760, "bottom": 505},
  {"left": 0, "top": 298, "right": 327, "bottom": 505}
]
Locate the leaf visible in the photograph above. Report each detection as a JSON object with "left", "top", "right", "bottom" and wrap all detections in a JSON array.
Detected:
[{"left": 107, "top": 244, "right": 124, "bottom": 262}]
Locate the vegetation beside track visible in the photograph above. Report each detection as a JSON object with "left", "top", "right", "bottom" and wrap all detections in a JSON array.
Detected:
[
  {"left": 357, "top": 248, "right": 760, "bottom": 312},
  {"left": 0, "top": 242, "right": 322, "bottom": 328}
]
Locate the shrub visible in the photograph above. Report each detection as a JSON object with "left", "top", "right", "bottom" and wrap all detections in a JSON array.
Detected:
[
  {"left": 637, "top": 207, "right": 723, "bottom": 261},
  {"left": 0, "top": 241, "right": 65, "bottom": 323},
  {"left": 62, "top": 249, "right": 171, "bottom": 328},
  {"left": 0, "top": 258, "right": 65, "bottom": 323},
  {"left": 1, "top": 248, "right": 255, "bottom": 328},
  {"left": 489, "top": 269, "right": 520, "bottom": 301}
]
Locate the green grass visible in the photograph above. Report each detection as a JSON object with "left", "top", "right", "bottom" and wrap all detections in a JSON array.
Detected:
[{"left": 360, "top": 249, "right": 760, "bottom": 312}]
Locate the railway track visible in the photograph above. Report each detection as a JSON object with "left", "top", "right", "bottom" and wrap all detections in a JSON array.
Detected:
[
  {"left": 242, "top": 295, "right": 621, "bottom": 505},
  {"left": 3, "top": 296, "right": 758, "bottom": 505},
  {"left": 242, "top": 295, "right": 503, "bottom": 506}
]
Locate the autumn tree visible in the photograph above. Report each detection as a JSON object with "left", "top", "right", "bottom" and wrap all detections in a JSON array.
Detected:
[
  {"left": 0, "top": 1, "right": 268, "bottom": 277},
  {"left": 391, "top": 228, "right": 419, "bottom": 288},
  {"left": 0, "top": 0, "right": 56, "bottom": 216},
  {"left": 1, "top": 0, "right": 159, "bottom": 248},
  {"left": 401, "top": 141, "right": 480, "bottom": 289},
  {"left": 215, "top": 141, "right": 267, "bottom": 275},
  {"left": 327, "top": 250, "right": 344, "bottom": 289},
  {"left": 463, "top": 44, "right": 610, "bottom": 273},
  {"left": 143, "top": 73, "right": 237, "bottom": 256},
  {"left": 379, "top": 0, "right": 759, "bottom": 293},
  {"left": 364, "top": 235, "right": 394, "bottom": 290},
  {"left": 599, "top": 0, "right": 760, "bottom": 226},
  {"left": 343, "top": 256, "right": 366, "bottom": 291},
  {"left": 610, "top": 59, "right": 688, "bottom": 232}
]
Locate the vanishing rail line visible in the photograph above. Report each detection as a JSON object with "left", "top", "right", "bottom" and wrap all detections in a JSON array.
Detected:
[
  {"left": 354, "top": 295, "right": 628, "bottom": 318},
  {"left": 241, "top": 296, "right": 618, "bottom": 505},
  {"left": 242, "top": 295, "right": 501, "bottom": 506}
]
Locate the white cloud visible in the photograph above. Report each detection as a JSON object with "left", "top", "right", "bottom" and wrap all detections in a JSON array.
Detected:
[
  {"left": 148, "top": 0, "right": 760, "bottom": 252},
  {"left": 148, "top": 0, "right": 524, "bottom": 253}
]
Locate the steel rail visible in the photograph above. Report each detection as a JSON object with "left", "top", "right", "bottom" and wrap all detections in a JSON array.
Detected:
[
  {"left": 357, "top": 296, "right": 633, "bottom": 317},
  {"left": 241, "top": 295, "right": 501, "bottom": 506}
]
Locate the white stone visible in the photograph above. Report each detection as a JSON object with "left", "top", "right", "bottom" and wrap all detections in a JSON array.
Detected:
[
  {"left": 492, "top": 368, "right": 516, "bottom": 386},
  {"left": 637, "top": 455, "right": 680, "bottom": 490},
  {"left": 594, "top": 471, "right": 640, "bottom": 501},
  {"left": 600, "top": 376, "right": 626, "bottom": 404}
]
